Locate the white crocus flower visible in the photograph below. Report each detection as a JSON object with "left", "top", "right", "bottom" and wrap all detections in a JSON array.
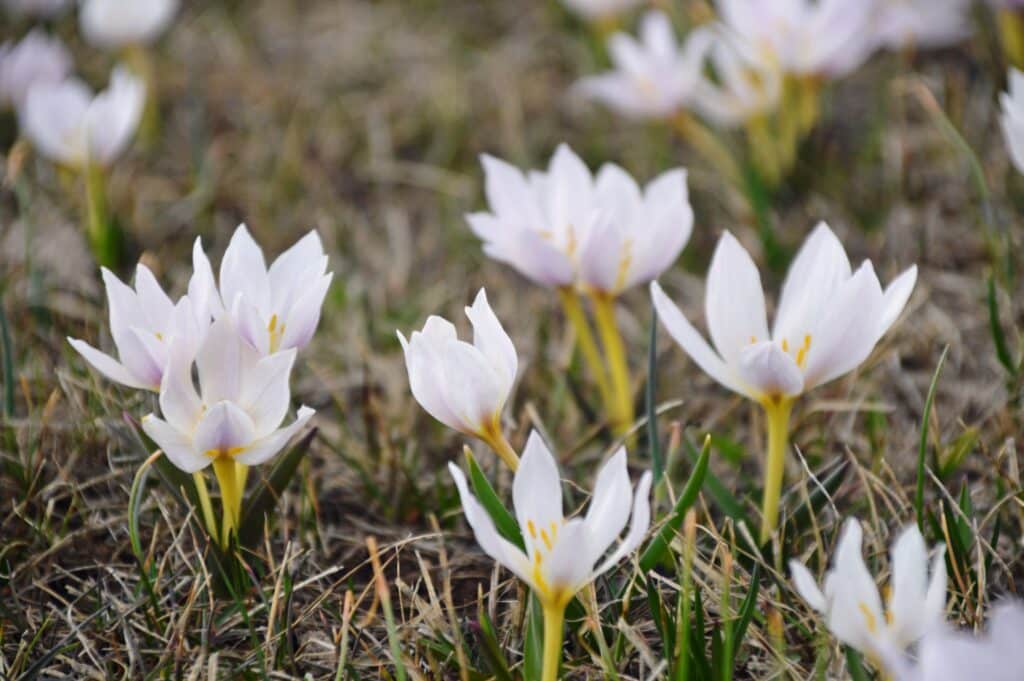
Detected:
[
  {"left": 22, "top": 66, "right": 144, "bottom": 169},
  {"left": 0, "top": 30, "right": 72, "bottom": 113},
  {"left": 398, "top": 289, "right": 519, "bottom": 468},
  {"left": 651, "top": 222, "right": 915, "bottom": 542},
  {"left": 68, "top": 265, "right": 211, "bottom": 392},
  {"left": 881, "top": 602, "right": 1024, "bottom": 681},
  {"left": 467, "top": 144, "right": 691, "bottom": 294},
  {"left": 789, "top": 519, "right": 947, "bottom": 663},
  {"left": 561, "top": 0, "right": 644, "bottom": 21},
  {"left": 575, "top": 11, "right": 709, "bottom": 120},
  {"left": 466, "top": 145, "right": 594, "bottom": 289},
  {"left": 1001, "top": 69, "right": 1024, "bottom": 175},
  {"left": 449, "top": 430, "right": 652, "bottom": 610},
  {"left": 579, "top": 166, "right": 693, "bottom": 296},
  {"left": 691, "top": 26, "right": 783, "bottom": 128},
  {"left": 872, "top": 0, "right": 972, "bottom": 51},
  {"left": 716, "top": 0, "right": 878, "bottom": 78},
  {"left": 194, "top": 224, "right": 333, "bottom": 356},
  {"left": 80, "top": 0, "right": 179, "bottom": 49},
  {"left": 141, "top": 318, "right": 315, "bottom": 474},
  {"left": 650, "top": 222, "right": 916, "bottom": 405}
]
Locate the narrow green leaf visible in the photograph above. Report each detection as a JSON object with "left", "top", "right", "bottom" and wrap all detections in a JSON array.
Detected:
[
  {"left": 844, "top": 647, "right": 869, "bottom": 681},
  {"left": 916, "top": 346, "right": 949, "bottom": 528},
  {"left": 523, "top": 594, "right": 545, "bottom": 681},
  {"left": 988, "top": 275, "right": 1017, "bottom": 377},
  {"left": 646, "top": 302, "right": 664, "bottom": 483},
  {"left": 476, "top": 600, "right": 514, "bottom": 681},
  {"left": 639, "top": 437, "right": 710, "bottom": 572},
  {"left": 238, "top": 428, "right": 317, "bottom": 548},
  {"left": 731, "top": 563, "right": 760, "bottom": 665},
  {"left": 464, "top": 449, "right": 524, "bottom": 550},
  {"left": 0, "top": 303, "right": 14, "bottom": 419}
]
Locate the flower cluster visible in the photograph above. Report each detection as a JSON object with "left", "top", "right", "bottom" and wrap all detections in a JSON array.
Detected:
[{"left": 69, "top": 224, "right": 328, "bottom": 545}]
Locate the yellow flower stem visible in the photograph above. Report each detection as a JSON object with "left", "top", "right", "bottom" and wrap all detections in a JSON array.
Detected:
[
  {"left": 671, "top": 112, "right": 743, "bottom": 188},
  {"left": 592, "top": 293, "right": 633, "bottom": 435},
  {"left": 541, "top": 603, "right": 565, "bottom": 681},
  {"left": 124, "top": 44, "right": 160, "bottom": 148},
  {"left": 212, "top": 456, "right": 241, "bottom": 548},
  {"left": 482, "top": 426, "right": 519, "bottom": 471},
  {"left": 236, "top": 461, "right": 249, "bottom": 498},
  {"left": 192, "top": 470, "right": 219, "bottom": 545},
  {"left": 1000, "top": 9, "right": 1024, "bottom": 70},
  {"left": 745, "top": 113, "right": 782, "bottom": 188},
  {"left": 759, "top": 398, "right": 793, "bottom": 545},
  {"left": 84, "top": 162, "right": 117, "bottom": 267},
  {"left": 558, "top": 287, "right": 615, "bottom": 417}
]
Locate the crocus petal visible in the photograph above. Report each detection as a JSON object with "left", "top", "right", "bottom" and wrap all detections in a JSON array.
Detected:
[
  {"left": 888, "top": 525, "right": 931, "bottom": 644},
  {"left": 279, "top": 272, "right": 332, "bottom": 352},
  {"left": 877, "top": 265, "right": 917, "bottom": 338},
  {"left": 67, "top": 337, "right": 154, "bottom": 390},
  {"left": 826, "top": 519, "right": 886, "bottom": 653},
  {"left": 231, "top": 293, "right": 272, "bottom": 356},
  {"left": 398, "top": 321, "right": 464, "bottom": 432},
  {"left": 195, "top": 318, "right": 242, "bottom": 403},
  {"left": 801, "top": 261, "right": 886, "bottom": 390},
  {"left": 189, "top": 237, "right": 224, "bottom": 319},
  {"left": 141, "top": 413, "right": 209, "bottom": 473},
  {"left": 583, "top": 447, "right": 633, "bottom": 564},
  {"left": 705, "top": 231, "right": 770, "bottom": 366},
  {"left": 923, "top": 547, "right": 948, "bottom": 634},
  {"left": 193, "top": 401, "right": 257, "bottom": 457},
  {"left": 593, "top": 470, "right": 653, "bottom": 577},
  {"left": 449, "top": 463, "right": 534, "bottom": 585},
  {"left": 240, "top": 349, "right": 297, "bottom": 437},
  {"left": 235, "top": 406, "right": 315, "bottom": 466},
  {"left": 651, "top": 281, "right": 755, "bottom": 398},
  {"left": 220, "top": 224, "right": 271, "bottom": 315},
  {"left": 158, "top": 339, "right": 204, "bottom": 430},
  {"left": 789, "top": 560, "right": 828, "bottom": 613},
  {"left": 513, "top": 432, "right": 565, "bottom": 556},
  {"left": 737, "top": 341, "right": 804, "bottom": 399},
  {"left": 465, "top": 289, "right": 517, "bottom": 394},
  {"left": 440, "top": 340, "right": 506, "bottom": 434},
  {"left": 267, "top": 230, "right": 327, "bottom": 310},
  {"left": 772, "top": 222, "right": 852, "bottom": 343},
  {"left": 540, "top": 518, "right": 595, "bottom": 596}
]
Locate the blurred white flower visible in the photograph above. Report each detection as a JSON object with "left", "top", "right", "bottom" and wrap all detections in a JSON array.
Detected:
[
  {"left": 398, "top": 289, "right": 517, "bottom": 443},
  {"left": 193, "top": 224, "right": 333, "bottom": 356},
  {"left": 1001, "top": 68, "right": 1024, "bottom": 174},
  {"left": 789, "top": 519, "right": 947, "bottom": 662},
  {"left": 578, "top": 166, "right": 693, "bottom": 296},
  {"left": 80, "top": 0, "right": 179, "bottom": 49},
  {"left": 68, "top": 265, "right": 211, "bottom": 392},
  {"left": 882, "top": 602, "right": 1024, "bottom": 681},
  {"left": 691, "top": 26, "right": 783, "bottom": 127},
  {"left": 0, "top": 30, "right": 72, "bottom": 113},
  {"left": 561, "top": 0, "right": 644, "bottom": 21},
  {"left": 141, "top": 318, "right": 315, "bottom": 473},
  {"left": 716, "top": 0, "right": 877, "bottom": 78},
  {"left": 872, "top": 0, "right": 972, "bottom": 51},
  {"left": 575, "top": 11, "right": 707, "bottom": 120},
  {"left": 650, "top": 222, "right": 916, "bottom": 404},
  {"left": 449, "top": 430, "right": 652, "bottom": 610},
  {"left": 2, "top": 0, "right": 68, "bottom": 17},
  {"left": 22, "top": 66, "right": 144, "bottom": 169},
  {"left": 467, "top": 144, "right": 692, "bottom": 293}
]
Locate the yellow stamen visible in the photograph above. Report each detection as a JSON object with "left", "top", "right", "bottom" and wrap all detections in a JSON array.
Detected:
[
  {"left": 858, "top": 602, "right": 878, "bottom": 634},
  {"left": 267, "top": 313, "right": 285, "bottom": 353},
  {"left": 796, "top": 334, "right": 812, "bottom": 368},
  {"left": 527, "top": 520, "right": 538, "bottom": 539},
  {"left": 203, "top": 445, "right": 247, "bottom": 460},
  {"left": 781, "top": 338, "right": 789, "bottom": 353},
  {"left": 540, "top": 528, "right": 553, "bottom": 551}
]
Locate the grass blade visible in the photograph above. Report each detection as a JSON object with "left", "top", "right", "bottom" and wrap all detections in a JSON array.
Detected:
[
  {"left": 916, "top": 346, "right": 949, "bottom": 527},
  {"left": 638, "top": 436, "right": 710, "bottom": 572},
  {"left": 646, "top": 302, "right": 664, "bottom": 483}
]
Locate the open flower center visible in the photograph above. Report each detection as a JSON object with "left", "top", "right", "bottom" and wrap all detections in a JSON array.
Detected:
[
  {"left": 267, "top": 313, "right": 286, "bottom": 354},
  {"left": 780, "top": 334, "right": 812, "bottom": 368},
  {"left": 527, "top": 518, "right": 566, "bottom": 603},
  {"left": 204, "top": 445, "right": 247, "bottom": 460}
]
